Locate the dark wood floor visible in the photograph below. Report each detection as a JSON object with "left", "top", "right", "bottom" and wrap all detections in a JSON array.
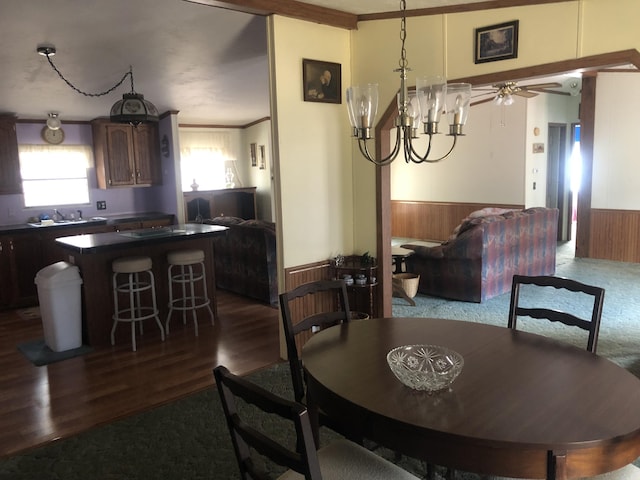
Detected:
[{"left": 0, "top": 290, "right": 281, "bottom": 458}]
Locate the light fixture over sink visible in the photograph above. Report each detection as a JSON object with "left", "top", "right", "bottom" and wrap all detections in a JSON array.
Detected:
[{"left": 37, "top": 44, "right": 158, "bottom": 125}]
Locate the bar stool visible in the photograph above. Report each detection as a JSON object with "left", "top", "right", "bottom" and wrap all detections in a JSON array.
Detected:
[
  {"left": 165, "top": 249, "right": 214, "bottom": 336},
  {"left": 111, "top": 256, "right": 165, "bottom": 352}
]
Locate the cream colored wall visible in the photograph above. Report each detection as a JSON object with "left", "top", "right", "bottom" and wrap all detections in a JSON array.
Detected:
[
  {"left": 268, "top": 15, "right": 352, "bottom": 269},
  {"left": 243, "top": 120, "right": 274, "bottom": 221},
  {"left": 592, "top": 72, "right": 640, "bottom": 210}
]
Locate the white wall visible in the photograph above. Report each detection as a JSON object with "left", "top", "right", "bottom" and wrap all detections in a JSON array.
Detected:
[
  {"left": 391, "top": 98, "right": 526, "bottom": 204},
  {"left": 592, "top": 72, "right": 640, "bottom": 209}
]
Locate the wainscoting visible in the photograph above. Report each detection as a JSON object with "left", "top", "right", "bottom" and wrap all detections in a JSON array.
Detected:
[
  {"left": 283, "top": 260, "right": 334, "bottom": 350},
  {"left": 590, "top": 209, "right": 640, "bottom": 262},
  {"left": 391, "top": 200, "right": 523, "bottom": 241}
]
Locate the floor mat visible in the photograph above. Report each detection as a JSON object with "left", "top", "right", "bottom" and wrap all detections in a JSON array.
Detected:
[{"left": 17, "top": 339, "right": 93, "bottom": 367}]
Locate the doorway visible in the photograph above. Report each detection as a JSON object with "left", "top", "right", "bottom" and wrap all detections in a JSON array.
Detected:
[{"left": 546, "top": 123, "right": 571, "bottom": 241}]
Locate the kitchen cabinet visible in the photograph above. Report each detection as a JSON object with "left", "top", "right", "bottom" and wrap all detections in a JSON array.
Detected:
[
  {"left": 0, "top": 115, "right": 22, "bottom": 195},
  {"left": 91, "top": 119, "right": 162, "bottom": 188},
  {"left": 0, "top": 233, "right": 42, "bottom": 308},
  {"left": 184, "top": 187, "right": 256, "bottom": 221}
]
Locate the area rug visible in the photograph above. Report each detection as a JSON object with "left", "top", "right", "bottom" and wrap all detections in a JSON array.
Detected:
[{"left": 17, "top": 339, "right": 93, "bottom": 367}]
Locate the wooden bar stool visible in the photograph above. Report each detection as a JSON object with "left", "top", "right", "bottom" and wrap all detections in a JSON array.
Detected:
[
  {"left": 111, "top": 256, "right": 164, "bottom": 351},
  {"left": 165, "top": 249, "right": 214, "bottom": 336}
]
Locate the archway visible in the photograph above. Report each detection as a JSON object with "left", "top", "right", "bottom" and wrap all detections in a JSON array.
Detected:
[{"left": 375, "top": 50, "right": 640, "bottom": 316}]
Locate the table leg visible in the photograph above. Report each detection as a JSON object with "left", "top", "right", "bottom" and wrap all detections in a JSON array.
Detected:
[{"left": 547, "top": 450, "right": 567, "bottom": 480}]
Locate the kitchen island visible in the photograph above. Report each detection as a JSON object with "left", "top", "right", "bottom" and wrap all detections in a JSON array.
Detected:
[{"left": 56, "top": 224, "right": 228, "bottom": 347}]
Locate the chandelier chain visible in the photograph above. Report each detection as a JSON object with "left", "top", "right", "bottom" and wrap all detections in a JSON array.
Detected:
[
  {"left": 399, "top": 0, "right": 408, "bottom": 69},
  {"left": 44, "top": 53, "right": 132, "bottom": 98}
]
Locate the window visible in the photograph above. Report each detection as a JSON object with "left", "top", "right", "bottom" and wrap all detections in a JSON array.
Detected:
[
  {"left": 19, "top": 144, "right": 92, "bottom": 207},
  {"left": 179, "top": 129, "right": 239, "bottom": 191}
]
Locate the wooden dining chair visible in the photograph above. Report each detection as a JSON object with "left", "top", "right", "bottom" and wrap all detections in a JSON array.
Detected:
[
  {"left": 508, "top": 274, "right": 605, "bottom": 353},
  {"left": 213, "top": 365, "right": 420, "bottom": 480},
  {"left": 279, "top": 279, "right": 352, "bottom": 404}
]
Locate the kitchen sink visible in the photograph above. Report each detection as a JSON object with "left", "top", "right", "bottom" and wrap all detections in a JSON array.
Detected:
[{"left": 28, "top": 219, "right": 89, "bottom": 227}]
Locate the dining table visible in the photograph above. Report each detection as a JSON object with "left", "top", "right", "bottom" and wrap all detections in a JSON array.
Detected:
[{"left": 301, "top": 317, "right": 640, "bottom": 480}]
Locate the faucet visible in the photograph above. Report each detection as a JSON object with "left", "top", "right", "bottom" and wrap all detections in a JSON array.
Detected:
[{"left": 77, "top": 210, "right": 83, "bottom": 220}]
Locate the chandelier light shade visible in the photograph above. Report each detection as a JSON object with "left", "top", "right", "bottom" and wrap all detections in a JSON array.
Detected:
[
  {"left": 110, "top": 93, "right": 159, "bottom": 125},
  {"left": 346, "top": 0, "right": 471, "bottom": 166},
  {"left": 37, "top": 45, "right": 158, "bottom": 125}
]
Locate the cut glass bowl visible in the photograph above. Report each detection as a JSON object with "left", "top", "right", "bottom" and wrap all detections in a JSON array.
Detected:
[{"left": 386, "top": 344, "right": 464, "bottom": 392}]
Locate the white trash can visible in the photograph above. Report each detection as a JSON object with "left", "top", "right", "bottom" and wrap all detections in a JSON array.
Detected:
[{"left": 35, "top": 261, "right": 83, "bottom": 352}]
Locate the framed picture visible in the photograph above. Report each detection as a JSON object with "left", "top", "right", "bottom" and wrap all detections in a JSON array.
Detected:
[
  {"left": 259, "top": 145, "right": 266, "bottom": 169},
  {"left": 474, "top": 20, "right": 519, "bottom": 64},
  {"left": 532, "top": 142, "right": 545, "bottom": 154},
  {"left": 250, "top": 143, "right": 257, "bottom": 167},
  {"left": 303, "top": 59, "right": 341, "bottom": 104}
]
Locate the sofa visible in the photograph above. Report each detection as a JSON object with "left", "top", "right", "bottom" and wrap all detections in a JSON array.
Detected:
[
  {"left": 204, "top": 217, "right": 278, "bottom": 306},
  {"left": 401, "top": 207, "right": 558, "bottom": 303}
]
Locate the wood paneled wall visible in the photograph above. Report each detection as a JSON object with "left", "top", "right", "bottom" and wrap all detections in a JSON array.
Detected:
[
  {"left": 283, "top": 260, "right": 335, "bottom": 351},
  {"left": 391, "top": 201, "right": 523, "bottom": 241},
  {"left": 590, "top": 209, "right": 640, "bottom": 263}
]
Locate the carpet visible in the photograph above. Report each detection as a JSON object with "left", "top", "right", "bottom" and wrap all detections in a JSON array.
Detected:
[{"left": 17, "top": 339, "right": 93, "bottom": 367}]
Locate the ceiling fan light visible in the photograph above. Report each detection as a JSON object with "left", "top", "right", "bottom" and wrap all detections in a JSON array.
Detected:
[
  {"left": 504, "top": 94, "right": 514, "bottom": 106},
  {"left": 110, "top": 93, "right": 159, "bottom": 126},
  {"left": 46, "top": 112, "right": 61, "bottom": 130}
]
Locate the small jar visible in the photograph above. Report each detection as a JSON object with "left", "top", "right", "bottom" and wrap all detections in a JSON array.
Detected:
[{"left": 342, "top": 274, "right": 354, "bottom": 286}]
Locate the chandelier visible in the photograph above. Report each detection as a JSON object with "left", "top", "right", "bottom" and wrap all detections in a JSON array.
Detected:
[
  {"left": 346, "top": 0, "right": 471, "bottom": 166},
  {"left": 37, "top": 45, "right": 159, "bottom": 125}
]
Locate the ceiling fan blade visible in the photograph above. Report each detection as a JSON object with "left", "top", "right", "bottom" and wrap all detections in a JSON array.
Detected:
[
  {"left": 514, "top": 90, "right": 537, "bottom": 98},
  {"left": 521, "top": 82, "right": 562, "bottom": 90},
  {"left": 528, "top": 88, "right": 570, "bottom": 96},
  {"left": 471, "top": 97, "right": 495, "bottom": 107}
]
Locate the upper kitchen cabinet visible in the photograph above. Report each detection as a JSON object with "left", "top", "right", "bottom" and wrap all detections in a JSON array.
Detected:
[
  {"left": 0, "top": 115, "right": 23, "bottom": 195},
  {"left": 91, "top": 119, "right": 162, "bottom": 188}
]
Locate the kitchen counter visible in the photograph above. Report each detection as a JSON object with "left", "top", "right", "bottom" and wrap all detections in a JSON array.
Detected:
[
  {"left": 56, "top": 223, "right": 225, "bottom": 254},
  {"left": 56, "top": 223, "right": 228, "bottom": 347},
  {"left": 0, "top": 211, "right": 174, "bottom": 234}
]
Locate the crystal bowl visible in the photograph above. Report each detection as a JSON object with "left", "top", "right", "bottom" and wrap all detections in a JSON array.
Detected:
[{"left": 386, "top": 344, "right": 464, "bottom": 392}]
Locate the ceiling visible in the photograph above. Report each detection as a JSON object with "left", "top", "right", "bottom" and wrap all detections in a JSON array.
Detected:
[{"left": 0, "top": 0, "right": 582, "bottom": 126}]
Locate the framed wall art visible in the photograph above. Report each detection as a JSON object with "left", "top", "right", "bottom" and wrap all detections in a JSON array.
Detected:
[
  {"left": 250, "top": 143, "right": 257, "bottom": 167},
  {"left": 474, "top": 20, "right": 519, "bottom": 64},
  {"left": 303, "top": 59, "right": 341, "bottom": 104},
  {"left": 259, "top": 145, "right": 266, "bottom": 169}
]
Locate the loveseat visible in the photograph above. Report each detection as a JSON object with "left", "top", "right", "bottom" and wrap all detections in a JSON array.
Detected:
[
  {"left": 401, "top": 207, "right": 558, "bottom": 303},
  {"left": 204, "top": 217, "right": 277, "bottom": 306}
]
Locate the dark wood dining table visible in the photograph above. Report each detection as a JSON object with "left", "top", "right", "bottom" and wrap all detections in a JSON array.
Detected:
[{"left": 302, "top": 317, "right": 640, "bottom": 480}]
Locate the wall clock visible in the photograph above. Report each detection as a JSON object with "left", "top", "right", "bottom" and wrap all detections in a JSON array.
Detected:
[{"left": 41, "top": 126, "right": 65, "bottom": 145}]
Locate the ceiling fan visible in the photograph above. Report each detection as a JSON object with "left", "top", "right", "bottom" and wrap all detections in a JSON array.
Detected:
[{"left": 472, "top": 81, "right": 565, "bottom": 106}]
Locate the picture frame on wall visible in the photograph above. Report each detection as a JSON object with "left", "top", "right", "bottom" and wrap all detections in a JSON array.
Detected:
[
  {"left": 250, "top": 143, "right": 257, "bottom": 167},
  {"left": 474, "top": 20, "right": 519, "bottom": 64},
  {"left": 303, "top": 59, "right": 342, "bottom": 104},
  {"left": 259, "top": 145, "right": 266, "bottom": 169}
]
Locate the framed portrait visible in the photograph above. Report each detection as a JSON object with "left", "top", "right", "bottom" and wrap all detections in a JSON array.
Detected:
[
  {"left": 474, "top": 20, "right": 519, "bottom": 64},
  {"left": 532, "top": 142, "right": 545, "bottom": 154},
  {"left": 303, "top": 59, "right": 341, "bottom": 104},
  {"left": 250, "top": 143, "right": 257, "bottom": 167},
  {"left": 259, "top": 145, "right": 266, "bottom": 169}
]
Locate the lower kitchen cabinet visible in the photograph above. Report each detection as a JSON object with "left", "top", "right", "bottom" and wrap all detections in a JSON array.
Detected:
[{"left": 0, "top": 233, "right": 42, "bottom": 308}]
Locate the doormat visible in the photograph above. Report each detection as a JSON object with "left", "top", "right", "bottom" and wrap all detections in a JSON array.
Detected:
[{"left": 17, "top": 339, "right": 93, "bottom": 367}]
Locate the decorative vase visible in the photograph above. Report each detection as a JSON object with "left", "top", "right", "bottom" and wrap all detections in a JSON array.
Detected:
[
  {"left": 225, "top": 168, "right": 235, "bottom": 188},
  {"left": 190, "top": 179, "right": 199, "bottom": 191}
]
